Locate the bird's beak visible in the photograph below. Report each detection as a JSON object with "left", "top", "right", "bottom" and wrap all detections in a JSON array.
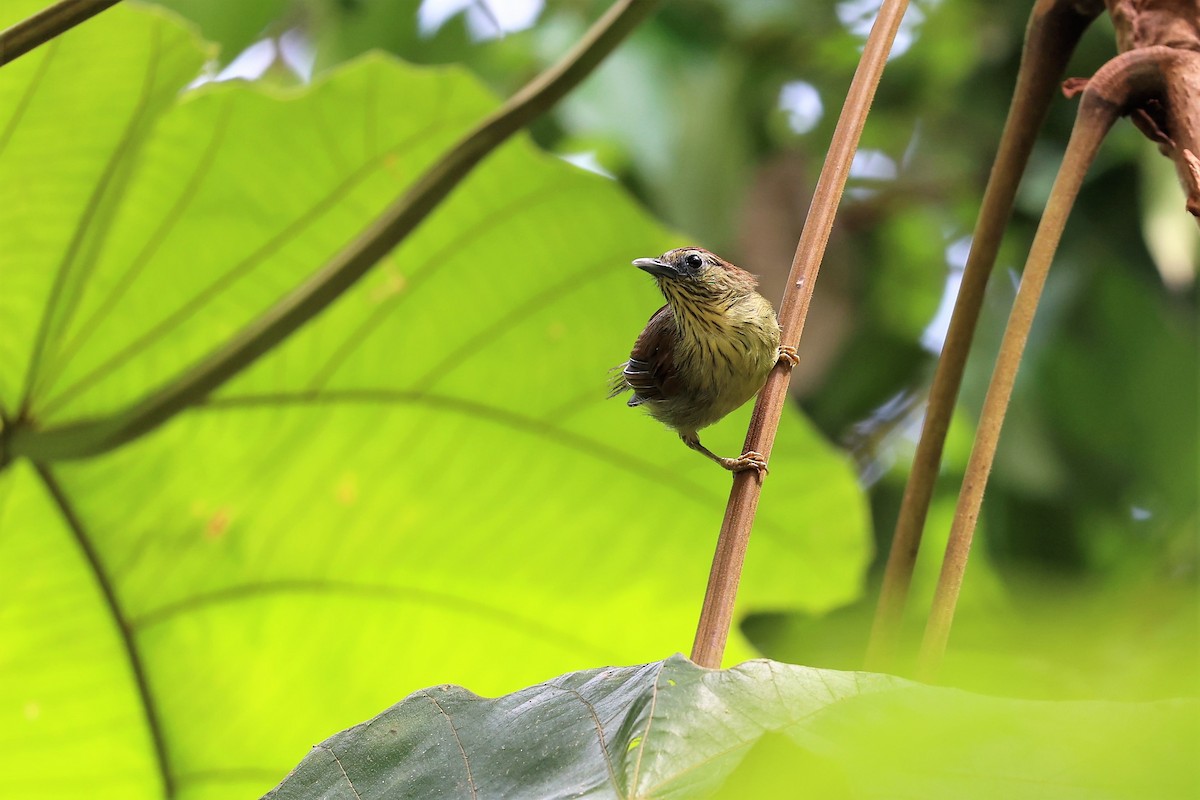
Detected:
[{"left": 633, "top": 257, "right": 677, "bottom": 279}]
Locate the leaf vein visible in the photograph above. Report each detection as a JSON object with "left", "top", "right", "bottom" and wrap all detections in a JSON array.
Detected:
[
  {"left": 41, "top": 93, "right": 237, "bottom": 401},
  {"left": 316, "top": 744, "right": 363, "bottom": 800},
  {"left": 305, "top": 173, "right": 581, "bottom": 391},
  {"left": 201, "top": 390, "right": 801, "bottom": 547},
  {"left": 129, "top": 579, "right": 613, "bottom": 662},
  {"left": 20, "top": 22, "right": 166, "bottom": 414},
  {"left": 423, "top": 692, "right": 478, "bottom": 800},
  {"left": 547, "top": 685, "right": 625, "bottom": 799},
  {"left": 629, "top": 659, "right": 666, "bottom": 793},
  {"left": 40, "top": 109, "right": 482, "bottom": 415},
  {"left": 34, "top": 464, "right": 176, "bottom": 798},
  {"left": 0, "top": 38, "right": 56, "bottom": 158}
]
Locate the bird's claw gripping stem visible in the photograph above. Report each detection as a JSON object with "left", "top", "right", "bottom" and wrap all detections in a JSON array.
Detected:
[
  {"left": 682, "top": 434, "right": 769, "bottom": 476},
  {"left": 720, "top": 450, "right": 769, "bottom": 475},
  {"left": 777, "top": 345, "right": 800, "bottom": 368}
]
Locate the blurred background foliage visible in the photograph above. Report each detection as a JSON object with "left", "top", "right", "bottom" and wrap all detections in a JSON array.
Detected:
[{"left": 149, "top": 0, "right": 1197, "bottom": 694}]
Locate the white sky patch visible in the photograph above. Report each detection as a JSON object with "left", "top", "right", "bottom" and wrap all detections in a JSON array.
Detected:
[
  {"left": 188, "top": 31, "right": 314, "bottom": 90},
  {"left": 189, "top": 39, "right": 274, "bottom": 89},
  {"left": 559, "top": 151, "right": 614, "bottom": 179},
  {"left": 846, "top": 149, "right": 897, "bottom": 200},
  {"left": 418, "top": 0, "right": 544, "bottom": 41},
  {"left": 850, "top": 149, "right": 897, "bottom": 181},
  {"left": 945, "top": 234, "right": 972, "bottom": 271},
  {"left": 836, "top": 0, "right": 927, "bottom": 58},
  {"left": 279, "top": 29, "right": 315, "bottom": 82},
  {"left": 920, "top": 235, "right": 971, "bottom": 353},
  {"left": 778, "top": 80, "right": 823, "bottom": 134},
  {"left": 217, "top": 38, "right": 276, "bottom": 82}
]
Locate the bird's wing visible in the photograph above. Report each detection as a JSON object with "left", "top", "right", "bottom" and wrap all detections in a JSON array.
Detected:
[{"left": 620, "top": 304, "right": 679, "bottom": 405}]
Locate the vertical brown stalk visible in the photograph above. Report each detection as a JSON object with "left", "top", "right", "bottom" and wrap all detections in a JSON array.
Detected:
[
  {"left": 690, "top": 0, "right": 912, "bottom": 669},
  {"left": 915, "top": 48, "right": 1173, "bottom": 680},
  {"left": 865, "top": 0, "right": 1104, "bottom": 672}
]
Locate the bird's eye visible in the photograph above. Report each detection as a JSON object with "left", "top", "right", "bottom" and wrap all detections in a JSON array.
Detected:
[{"left": 683, "top": 253, "right": 703, "bottom": 270}]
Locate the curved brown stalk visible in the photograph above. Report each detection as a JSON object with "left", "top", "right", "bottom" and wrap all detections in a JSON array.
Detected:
[
  {"left": 0, "top": 0, "right": 121, "bottom": 66},
  {"left": 916, "top": 47, "right": 1181, "bottom": 680},
  {"left": 1104, "top": 0, "right": 1200, "bottom": 218},
  {"left": 689, "top": 0, "right": 912, "bottom": 670},
  {"left": 4, "top": 0, "right": 660, "bottom": 465},
  {"left": 865, "top": 0, "right": 1105, "bottom": 672}
]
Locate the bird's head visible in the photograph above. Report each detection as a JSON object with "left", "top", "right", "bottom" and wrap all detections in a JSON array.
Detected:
[{"left": 633, "top": 247, "right": 759, "bottom": 303}]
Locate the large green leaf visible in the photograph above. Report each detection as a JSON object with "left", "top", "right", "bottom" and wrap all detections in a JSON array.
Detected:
[
  {"left": 266, "top": 654, "right": 1199, "bottom": 799},
  {"left": 0, "top": 6, "right": 868, "bottom": 798}
]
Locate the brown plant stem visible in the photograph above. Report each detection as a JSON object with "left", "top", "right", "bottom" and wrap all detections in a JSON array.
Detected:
[
  {"left": 915, "top": 48, "right": 1173, "bottom": 681},
  {"left": 865, "top": 0, "right": 1105, "bottom": 672},
  {"left": 0, "top": 0, "right": 120, "bottom": 66},
  {"left": 689, "top": 0, "right": 911, "bottom": 669},
  {"left": 4, "top": 0, "right": 660, "bottom": 465}
]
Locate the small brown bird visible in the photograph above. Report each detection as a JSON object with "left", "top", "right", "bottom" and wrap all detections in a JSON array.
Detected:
[{"left": 609, "top": 247, "right": 798, "bottom": 474}]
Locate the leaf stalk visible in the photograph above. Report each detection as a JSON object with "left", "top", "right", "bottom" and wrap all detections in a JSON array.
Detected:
[
  {"left": 0, "top": 0, "right": 121, "bottom": 66},
  {"left": 914, "top": 47, "right": 1176, "bottom": 679},
  {"left": 690, "top": 0, "right": 911, "bottom": 669},
  {"left": 865, "top": 0, "right": 1104, "bottom": 672}
]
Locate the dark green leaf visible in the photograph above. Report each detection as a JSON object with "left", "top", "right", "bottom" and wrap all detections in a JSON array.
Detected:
[{"left": 267, "top": 654, "right": 1200, "bottom": 799}]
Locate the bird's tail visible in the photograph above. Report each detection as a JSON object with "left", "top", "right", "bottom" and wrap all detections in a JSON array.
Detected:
[{"left": 607, "top": 362, "right": 632, "bottom": 400}]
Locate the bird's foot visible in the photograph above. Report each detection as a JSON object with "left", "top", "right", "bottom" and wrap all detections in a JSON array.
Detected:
[
  {"left": 719, "top": 450, "right": 769, "bottom": 475},
  {"left": 777, "top": 345, "right": 800, "bottom": 368}
]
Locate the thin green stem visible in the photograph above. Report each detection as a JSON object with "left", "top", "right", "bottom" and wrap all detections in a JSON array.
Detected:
[
  {"left": 0, "top": 0, "right": 121, "bottom": 66},
  {"left": 6, "top": 0, "right": 661, "bottom": 463},
  {"left": 865, "top": 0, "right": 1105, "bottom": 672},
  {"left": 689, "top": 0, "right": 911, "bottom": 669}
]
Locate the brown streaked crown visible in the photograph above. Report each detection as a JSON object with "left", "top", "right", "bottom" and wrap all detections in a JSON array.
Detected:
[{"left": 639, "top": 247, "right": 759, "bottom": 297}]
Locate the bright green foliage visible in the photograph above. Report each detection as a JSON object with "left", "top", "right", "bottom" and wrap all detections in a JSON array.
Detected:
[
  {"left": 266, "top": 654, "right": 1199, "bottom": 799},
  {"left": 0, "top": 6, "right": 867, "bottom": 798}
]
